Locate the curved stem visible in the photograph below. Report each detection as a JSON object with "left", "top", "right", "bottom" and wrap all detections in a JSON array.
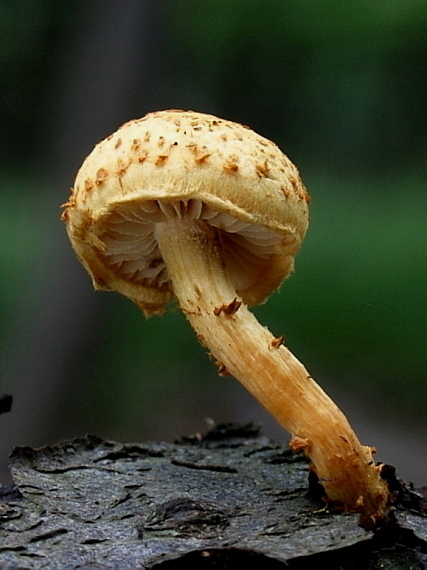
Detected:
[{"left": 154, "top": 217, "right": 391, "bottom": 527}]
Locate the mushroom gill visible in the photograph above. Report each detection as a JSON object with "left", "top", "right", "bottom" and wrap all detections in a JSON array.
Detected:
[{"left": 98, "top": 199, "right": 291, "bottom": 299}]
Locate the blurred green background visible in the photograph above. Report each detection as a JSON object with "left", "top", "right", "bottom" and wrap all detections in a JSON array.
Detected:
[{"left": 1, "top": 1, "right": 426, "bottom": 484}]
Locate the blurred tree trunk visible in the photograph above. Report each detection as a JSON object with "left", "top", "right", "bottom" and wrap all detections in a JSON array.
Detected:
[{"left": 0, "top": 0, "right": 166, "bottom": 480}]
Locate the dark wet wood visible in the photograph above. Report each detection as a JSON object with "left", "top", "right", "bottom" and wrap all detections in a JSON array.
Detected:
[{"left": 0, "top": 424, "right": 425, "bottom": 568}]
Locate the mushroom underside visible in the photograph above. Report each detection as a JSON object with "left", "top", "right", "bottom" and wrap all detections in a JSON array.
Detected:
[{"left": 96, "top": 199, "right": 295, "bottom": 298}]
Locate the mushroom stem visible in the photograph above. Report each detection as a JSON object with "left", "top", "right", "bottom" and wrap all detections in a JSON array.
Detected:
[{"left": 154, "top": 217, "right": 391, "bottom": 527}]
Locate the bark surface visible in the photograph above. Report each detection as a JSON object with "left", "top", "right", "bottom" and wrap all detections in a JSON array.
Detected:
[{"left": 0, "top": 424, "right": 425, "bottom": 569}]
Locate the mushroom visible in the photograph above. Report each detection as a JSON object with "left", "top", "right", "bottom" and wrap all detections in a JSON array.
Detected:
[{"left": 62, "top": 110, "right": 391, "bottom": 527}]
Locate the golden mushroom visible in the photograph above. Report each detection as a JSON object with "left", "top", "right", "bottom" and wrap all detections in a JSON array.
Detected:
[{"left": 62, "top": 110, "right": 391, "bottom": 527}]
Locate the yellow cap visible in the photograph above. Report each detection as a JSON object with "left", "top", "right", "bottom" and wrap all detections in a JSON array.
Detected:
[{"left": 63, "top": 110, "right": 310, "bottom": 314}]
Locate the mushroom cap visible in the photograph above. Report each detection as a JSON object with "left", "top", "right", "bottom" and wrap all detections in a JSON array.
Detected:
[{"left": 63, "top": 110, "right": 310, "bottom": 315}]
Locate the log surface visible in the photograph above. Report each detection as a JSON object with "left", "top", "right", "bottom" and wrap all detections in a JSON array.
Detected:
[{"left": 0, "top": 424, "right": 425, "bottom": 568}]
